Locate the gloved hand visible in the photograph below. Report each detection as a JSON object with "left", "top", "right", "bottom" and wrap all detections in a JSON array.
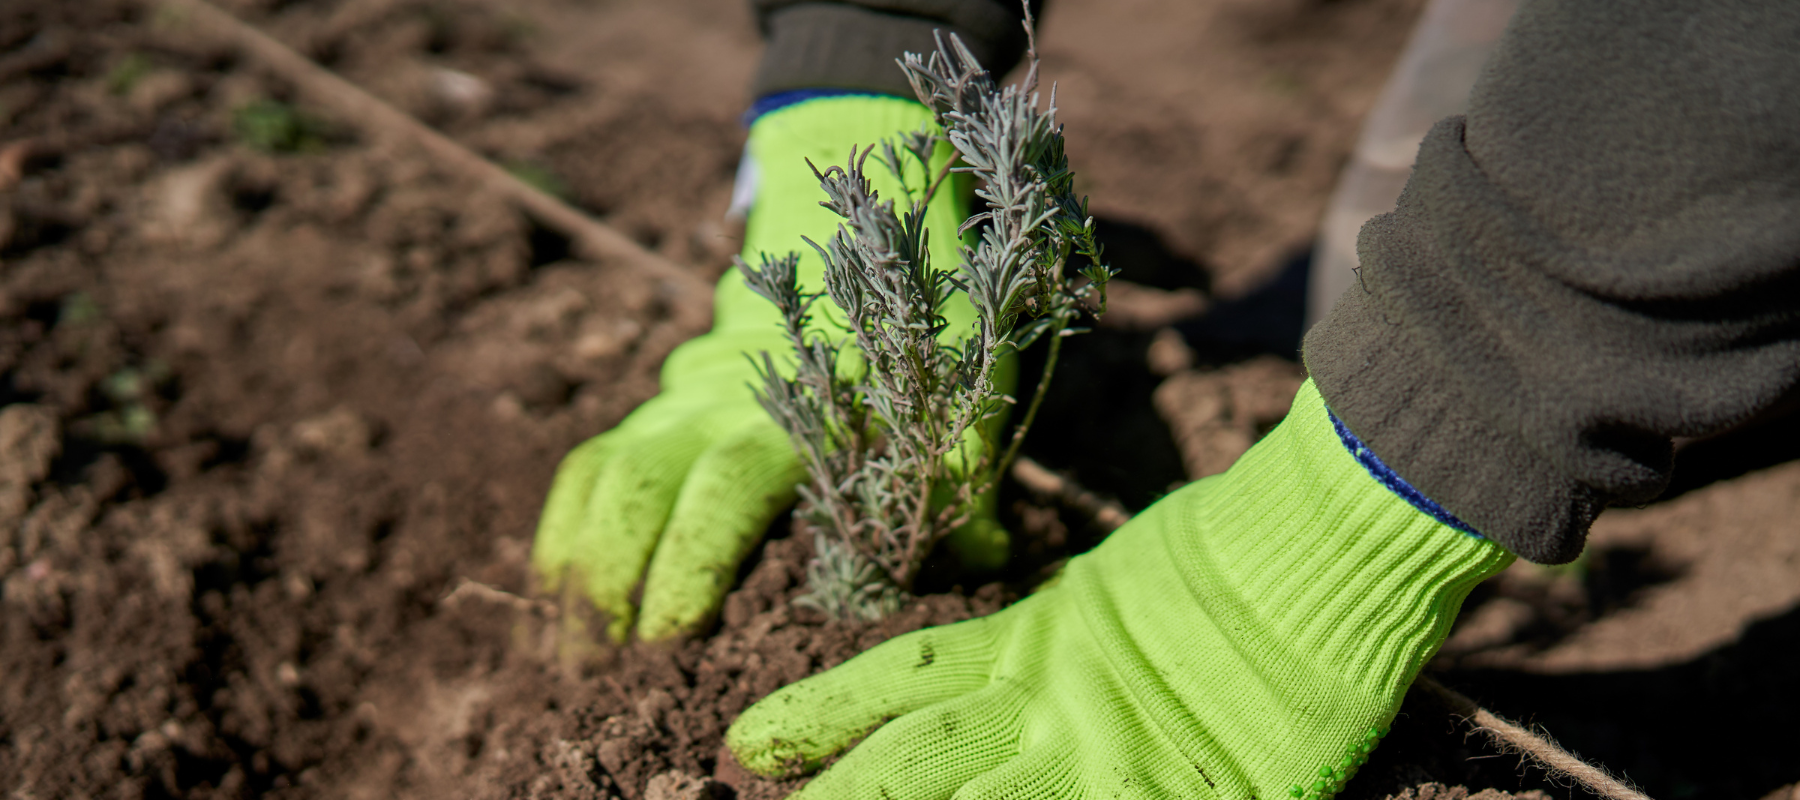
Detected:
[
  {"left": 727, "top": 379, "right": 1513, "bottom": 800},
  {"left": 532, "top": 95, "right": 1007, "bottom": 643}
]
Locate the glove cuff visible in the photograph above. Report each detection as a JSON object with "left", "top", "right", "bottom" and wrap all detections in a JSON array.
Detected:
[
  {"left": 1188, "top": 378, "right": 1512, "bottom": 688},
  {"left": 1137, "top": 379, "right": 1513, "bottom": 798}
]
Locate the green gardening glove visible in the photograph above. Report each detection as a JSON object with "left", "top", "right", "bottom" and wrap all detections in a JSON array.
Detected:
[
  {"left": 726, "top": 379, "right": 1513, "bottom": 800},
  {"left": 532, "top": 95, "right": 1009, "bottom": 643}
]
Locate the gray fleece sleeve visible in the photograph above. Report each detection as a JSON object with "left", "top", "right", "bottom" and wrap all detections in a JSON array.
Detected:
[
  {"left": 1304, "top": 0, "right": 1800, "bottom": 563},
  {"left": 749, "top": 0, "right": 1031, "bottom": 99}
]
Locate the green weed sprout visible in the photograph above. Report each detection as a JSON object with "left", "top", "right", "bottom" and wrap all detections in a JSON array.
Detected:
[
  {"left": 504, "top": 160, "right": 569, "bottom": 200},
  {"left": 232, "top": 99, "right": 327, "bottom": 154},
  {"left": 106, "top": 53, "right": 153, "bottom": 95},
  {"left": 737, "top": 20, "right": 1114, "bottom": 619}
]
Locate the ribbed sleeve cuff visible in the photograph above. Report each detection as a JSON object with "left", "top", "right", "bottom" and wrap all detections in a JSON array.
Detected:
[
  {"left": 1305, "top": 283, "right": 1603, "bottom": 564},
  {"left": 750, "top": 2, "right": 1027, "bottom": 99}
]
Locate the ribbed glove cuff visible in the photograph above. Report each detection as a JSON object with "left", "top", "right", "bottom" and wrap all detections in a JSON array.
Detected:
[
  {"left": 1188, "top": 379, "right": 1512, "bottom": 689},
  {"left": 1146, "top": 380, "right": 1513, "bottom": 797}
]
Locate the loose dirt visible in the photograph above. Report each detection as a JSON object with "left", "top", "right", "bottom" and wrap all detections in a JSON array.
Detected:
[{"left": 3, "top": 1, "right": 1796, "bottom": 799}]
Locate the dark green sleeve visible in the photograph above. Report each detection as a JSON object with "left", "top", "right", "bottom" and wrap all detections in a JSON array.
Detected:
[
  {"left": 749, "top": 0, "right": 1032, "bottom": 99},
  {"left": 1304, "top": 0, "right": 1800, "bottom": 563}
]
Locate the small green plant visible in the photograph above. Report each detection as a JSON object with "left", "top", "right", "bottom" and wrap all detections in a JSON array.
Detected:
[
  {"left": 500, "top": 12, "right": 539, "bottom": 46},
  {"left": 232, "top": 99, "right": 327, "bottom": 154},
  {"left": 504, "top": 160, "right": 569, "bottom": 200},
  {"left": 739, "top": 19, "right": 1114, "bottom": 619},
  {"left": 78, "top": 362, "right": 170, "bottom": 446},
  {"left": 106, "top": 53, "right": 153, "bottom": 95},
  {"left": 58, "top": 292, "right": 102, "bottom": 326}
]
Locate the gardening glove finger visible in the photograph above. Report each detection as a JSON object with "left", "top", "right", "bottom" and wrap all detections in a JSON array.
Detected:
[
  {"left": 534, "top": 394, "right": 779, "bottom": 642},
  {"left": 728, "top": 379, "right": 1516, "bottom": 800},
  {"left": 636, "top": 419, "right": 807, "bottom": 641},
  {"left": 533, "top": 94, "right": 1009, "bottom": 642},
  {"left": 727, "top": 611, "right": 1007, "bottom": 775}
]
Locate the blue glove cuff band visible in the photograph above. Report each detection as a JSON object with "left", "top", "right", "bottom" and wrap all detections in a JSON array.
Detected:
[
  {"left": 744, "top": 89, "right": 902, "bottom": 126},
  {"left": 1328, "top": 409, "right": 1482, "bottom": 539}
]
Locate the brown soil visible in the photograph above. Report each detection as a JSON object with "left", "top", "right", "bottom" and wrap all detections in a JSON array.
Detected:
[{"left": 3, "top": 1, "right": 1796, "bottom": 799}]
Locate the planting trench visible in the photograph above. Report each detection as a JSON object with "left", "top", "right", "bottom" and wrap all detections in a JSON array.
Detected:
[{"left": 3, "top": 1, "right": 1799, "bottom": 799}]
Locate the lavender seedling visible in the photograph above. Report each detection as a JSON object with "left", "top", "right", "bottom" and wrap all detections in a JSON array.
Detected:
[{"left": 737, "top": 15, "right": 1114, "bottom": 618}]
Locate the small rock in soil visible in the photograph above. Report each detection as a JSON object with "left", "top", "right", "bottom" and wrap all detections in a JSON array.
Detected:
[
  {"left": 0, "top": 404, "right": 59, "bottom": 523},
  {"left": 644, "top": 770, "right": 725, "bottom": 800}
]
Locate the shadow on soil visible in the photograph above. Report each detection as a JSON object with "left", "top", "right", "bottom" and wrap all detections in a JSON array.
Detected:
[
  {"left": 988, "top": 219, "right": 1314, "bottom": 581},
  {"left": 1070, "top": 216, "right": 1312, "bottom": 365},
  {"left": 1007, "top": 216, "right": 1203, "bottom": 516},
  {"left": 1009, "top": 214, "right": 1312, "bottom": 522},
  {"left": 1660, "top": 398, "right": 1800, "bottom": 503},
  {"left": 1455, "top": 543, "right": 1687, "bottom": 657},
  {"left": 1435, "top": 601, "right": 1800, "bottom": 800}
]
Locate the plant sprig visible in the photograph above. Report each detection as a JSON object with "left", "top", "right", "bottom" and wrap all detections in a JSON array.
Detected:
[{"left": 737, "top": 11, "right": 1114, "bottom": 618}]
